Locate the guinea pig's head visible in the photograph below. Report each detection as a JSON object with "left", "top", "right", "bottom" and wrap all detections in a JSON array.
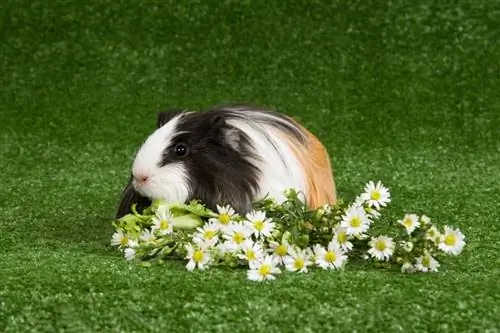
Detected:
[{"left": 129, "top": 108, "right": 261, "bottom": 214}]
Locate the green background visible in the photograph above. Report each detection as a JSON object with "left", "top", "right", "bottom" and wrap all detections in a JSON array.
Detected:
[{"left": 1, "top": 1, "right": 499, "bottom": 332}]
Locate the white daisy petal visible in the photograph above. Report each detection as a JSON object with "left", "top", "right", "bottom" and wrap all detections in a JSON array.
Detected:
[
  {"left": 367, "top": 235, "right": 395, "bottom": 261},
  {"left": 360, "top": 181, "right": 391, "bottom": 209},
  {"left": 438, "top": 226, "right": 466, "bottom": 255},
  {"left": 246, "top": 255, "right": 281, "bottom": 282},
  {"left": 340, "top": 205, "right": 371, "bottom": 235},
  {"left": 398, "top": 214, "right": 419, "bottom": 235},
  {"left": 313, "top": 241, "right": 347, "bottom": 270},
  {"left": 222, "top": 222, "right": 253, "bottom": 252},
  {"left": 238, "top": 239, "right": 265, "bottom": 269},
  {"left": 151, "top": 208, "right": 175, "bottom": 235},
  {"left": 415, "top": 252, "right": 440, "bottom": 272},
  {"left": 184, "top": 243, "right": 212, "bottom": 271},
  {"left": 283, "top": 247, "right": 313, "bottom": 273},
  {"left": 244, "top": 210, "right": 276, "bottom": 239}
]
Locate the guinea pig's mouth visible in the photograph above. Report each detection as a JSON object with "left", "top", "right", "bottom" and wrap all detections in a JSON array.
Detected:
[
  {"left": 132, "top": 180, "right": 153, "bottom": 198},
  {"left": 132, "top": 176, "right": 191, "bottom": 205}
]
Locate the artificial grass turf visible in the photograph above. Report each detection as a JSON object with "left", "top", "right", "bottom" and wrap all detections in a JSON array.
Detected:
[{"left": 1, "top": 0, "right": 499, "bottom": 332}]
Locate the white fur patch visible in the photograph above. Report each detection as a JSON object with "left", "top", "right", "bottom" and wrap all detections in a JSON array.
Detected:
[
  {"left": 131, "top": 113, "right": 192, "bottom": 203},
  {"left": 226, "top": 114, "right": 307, "bottom": 204}
]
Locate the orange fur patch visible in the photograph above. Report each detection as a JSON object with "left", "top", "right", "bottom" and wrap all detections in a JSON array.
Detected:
[{"left": 281, "top": 118, "right": 337, "bottom": 209}]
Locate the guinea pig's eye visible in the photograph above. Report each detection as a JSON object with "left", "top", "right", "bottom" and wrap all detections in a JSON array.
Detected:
[{"left": 173, "top": 143, "right": 188, "bottom": 157}]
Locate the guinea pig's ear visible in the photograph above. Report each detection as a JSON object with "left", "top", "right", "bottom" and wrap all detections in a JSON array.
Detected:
[
  {"left": 157, "top": 108, "right": 184, "bottom": 128},
  {"left": 222, "top": 127, "right": 242, "bottom": 151},
  {"left": 209, "top": 114, "right": 242, "bottom": 150}
]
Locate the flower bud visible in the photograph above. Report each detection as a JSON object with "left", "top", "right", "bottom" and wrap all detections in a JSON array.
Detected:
[
  {"left": 282, "top": 231, "right": 292, "bottom": 243},
  {"left": 297, "top": 234, "right": 309, "bottom": 248},
  {"left": 400, "top": 241, "right": 414, "bottom": 252},
  {"left": 401, "top": 262, "right": 415, "bottom": 273},
  {"left": 420, "top": 215, "right": 431, "bottom": 226}
]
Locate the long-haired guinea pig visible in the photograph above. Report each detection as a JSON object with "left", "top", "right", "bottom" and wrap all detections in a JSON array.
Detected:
[{"left": 115, "top": 104, "right": 337, "bottom": 219}]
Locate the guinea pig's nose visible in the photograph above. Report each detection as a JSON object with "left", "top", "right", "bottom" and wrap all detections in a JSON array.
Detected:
[{"left": 134, "top": 173, "right": 150, "bottom": 184}]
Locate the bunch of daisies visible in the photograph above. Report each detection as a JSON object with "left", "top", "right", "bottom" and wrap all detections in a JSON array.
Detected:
[{"left": 111, "top": 181, "right": 466, "bottom": 281}]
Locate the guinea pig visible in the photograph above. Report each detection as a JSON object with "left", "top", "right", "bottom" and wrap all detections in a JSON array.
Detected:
[{"left": 115, "top": 104, "right": 337, "bottom": 219}]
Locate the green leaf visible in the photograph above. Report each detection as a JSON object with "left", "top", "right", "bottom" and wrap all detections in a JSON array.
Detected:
[
  {"left": 172, "top": 213, "right": 204, "bottom": 230},
  {"left": 163, "top": 201, "right": 214, "bottom": 218}
]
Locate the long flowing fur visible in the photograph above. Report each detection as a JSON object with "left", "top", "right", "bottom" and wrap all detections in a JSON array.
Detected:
[
  {"left": 216, "top": 105, "right": 337, "bottom": 208},
  {"left": 115, "top": 104, "right": 336, "bottom": 219}
]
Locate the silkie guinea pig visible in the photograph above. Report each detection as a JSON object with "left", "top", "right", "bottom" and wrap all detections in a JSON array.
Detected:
[{"left": 115, "top": 104, "right": 337, "bottom": 219}]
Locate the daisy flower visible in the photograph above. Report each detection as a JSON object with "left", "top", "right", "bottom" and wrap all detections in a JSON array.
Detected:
[
  {"left": 124, "top": 247, "right": 136, "bottom": 261},
  {"left": 365, "top": 206, "right": 381, "bottom": 220},
  {"left": 283, "top": 247, "right": 313, "bottom": 273},
  {"left": 399, "top": 240, "right": 414, "bottom": 253},
  {"left": 321, "top": 204, "right": 333, "bottom": 215},
  {"left": 367, "top": 235, "right": 395, "bottom": 261},
  {"left": 332, "top": 226, "right": 353, "bottom": 252},
  {"left": 111, "top": 230, "right": 129, "bottom": 248},
  {"left": 425, "top": 226, "right": 441, "bottom": 244},
  {"left": 268, "top": 240, "right": 290, "bottom": 265},
  {"left": 340, "top": 205, "right": 371, "bottom": 235},
  {"left": 247, "top": 255, "right": 281, "bottom": 282},
  {"left": 361, "top": 181, "right": 391, "bottom": 209},
  {"left": 185, "top": 243, "right": 212, "bottom": 271},
  {"left": 151, "top": 206, "right": 175, "bottom": 235},
  {"left": 237, "top": 240, "right": 265, "bottom": 269},
  {"left": 438, "top": 226, "right": 466, "bottom": 255},
  {"left": 398, "top": 214, "right": 419, "bottom": 234},
  {"left": 313, "top": 241, "right": 347, "bottom": 270},
  {"left": 127, "top": 239, "right": 139, "bottom": 248},
  {"left": 222, "top": 222, "right": 253, "bottom": 251},
  {"left": 210, "top": 204, "right": 238, "bottom": 231},
  {"left": 353, "top": 195, "right": 366, "bottom": 207},
  {"left": 192, "top": 221, "right": 220, "bottom": 247},
  {"left": 419, "top": 215, "right": 431, "bottom": 227},
  {"left": 415, "top": 252, "right": 440, "bottom": 272},
  {"left": 401, "top": 262, "right": 415, "bottom": 273},
  {"left": 139, "top": 229, "right": 156, "bottom": 243},
  {"left": 244, "top": 210, "right": 276, "bottom": 239}
]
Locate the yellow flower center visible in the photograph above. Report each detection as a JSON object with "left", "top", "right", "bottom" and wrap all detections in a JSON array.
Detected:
[
  {"left": 325, "top": 251, "right": 336, "bottom": 262},
  {"left": 218, "top": 213, "right": 230, "bottom": 224},
  {"left": 375, "top": 240, "right": 387, "bottom": 251},
  {"left": 403, "top": 218, "right": 413, "bottom": 228},
  {"left": 160, "top": 219, "right": 169, "bottom": 230},
  {"left": 294, "top": 258, "right": 305, "bottom": 270},
  {"left": 120, "top": 236, "right": 128, "bottom": 246},
  {"left": 246, "top": 249, "right": 256, "bottom": 261},
  {"left": 259, "top": 264, "right": 271, "bottom": 277},
  {"left": 193, "top": 250, "right": 204, "bottom": 263},
  {"left": 275, "top": 244, "right": 288, "bottom": 256},
  {"left": 444, "top": 234, "right": 456, "bottom": 246},
  {"left": 232, "top": 232, "right": 245, "bottom": 244},
  {"left": 422, "top": 255, "right": 431, "bottom": 267},
  {"left": 370, "top": 191, "right": 381, "bottom": 201},
  {"left": 254, "top": 220, "right": 264, "bottom": 231},
  {"left": 337, "top": 231, "right": 347, "bottom": 243},
  {"left": 350, "top": 217, "right": 361, "bottom": 227},
  {"left": 203, "top": 230, "right": 216, "bottom": 239}
]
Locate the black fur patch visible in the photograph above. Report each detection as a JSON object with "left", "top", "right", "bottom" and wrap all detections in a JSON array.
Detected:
[
  {"left": 159, "top": 109, "right": 262, "bottom": 215},
  {"left": 156, "top": 108, "right": 186, "bottom": 128}
]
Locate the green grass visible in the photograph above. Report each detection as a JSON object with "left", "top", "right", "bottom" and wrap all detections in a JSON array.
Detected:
[{"left": 1, "top": 0, "right": 499, "bottom": 332}]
